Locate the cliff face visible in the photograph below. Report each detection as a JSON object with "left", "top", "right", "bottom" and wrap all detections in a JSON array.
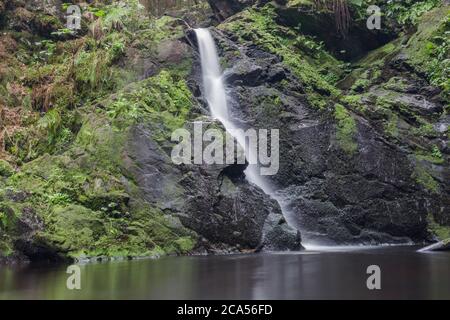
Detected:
[
  {"left": 0, "top": 0, "right": 300, "bottom": 263},
  {"left": 214, "top": 1, "right": 449, "bottom": 244},
  {"left": 0, "top": 0, "right": 448, "bottom": 262}
]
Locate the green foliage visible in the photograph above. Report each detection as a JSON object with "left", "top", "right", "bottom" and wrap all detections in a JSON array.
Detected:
[
  {"left": 0, "top": 0, "right": 198, "bottom": 261},
  {"left": 1, "top": 0, "right": 183, "bottom": 165},
  {"left": 415, "top": 146, "right": 444, "bottom": 165},
  {"left": 38, "top": 109, "right": 62, "bottom": 144},
  {"left": 0, "top": 211, "right": 10, "bottom": 232},
  {"left": 334, "top": 104, "right": 358, "bottom": 154},
  {"left": 348, "top": 0, "right": 363, "bottom": 6},
  {"left": 0, "top": 160, "right": 14, "bottom": 177},
  {"left": 412, "top": 122, "right": 437, "bottom": 137},
  {"left": 427, "top": 214, "right": 450, "bottom": 240},
  {"left": 423, "top": 32, "right": 449, "bottom": 96},
  {"left": 51, "top": 28, "right": 76, "bottom": 37},
  {"left": 106, "top": 70, "right": 192, "bottom": 139},
  {"left": 100, "top": 5, "right": 128, "bottom": 31},
  {"left": 384, "top": 112, "right": 399, "bottom": 138},
  {"left": 351, "top": 78, "right": 370, "bottom": 93},
  {"left": 3, "top": 142, "right": 196, "bottom": 259},
  {"left": 174, "top": 237, "right": 196, "bottom": 252},
  {"left": 47, "top": 192, "right": 72, "bottom": 206},
  {"left": 404, "top": 8, "right": 449, "bottom": 102},
  {"left": 385, "top": 0, "right": 441, "bottom": 26},
  {"left": 341, "top": 94, "right": 362, "bottom": 110},
  {"left": 431, "top": 145, "right": 443, "bottom": 160},
  {"left": 383, "top": 76, "right": 409, "bottom": 92},
  {"left": 74, "top": 49, "right": 112, "bottom": 92},
  {"left": 4, "top": 128, "right": 41, "bottom": 163},
  {"left": 33, "top": 40, "right": 57, "bottom": 62},
  {"left": 88, "top": 0, "right": 145, "bottom": 32},
  {"left": 107, "top": 34, "right": 126, "bottom": 62}
]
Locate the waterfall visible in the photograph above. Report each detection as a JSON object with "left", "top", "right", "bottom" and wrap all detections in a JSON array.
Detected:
[
  {"left": 195, "top": 28, "right": 334, "bottom": 249},
  {"left": 194, "top": 28, "right": 272, "bottom": 194}
]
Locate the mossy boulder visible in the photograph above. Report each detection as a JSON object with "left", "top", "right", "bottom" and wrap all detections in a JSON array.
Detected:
[{"left": 42, "top": 205, "right": 105, "bottom": 253}]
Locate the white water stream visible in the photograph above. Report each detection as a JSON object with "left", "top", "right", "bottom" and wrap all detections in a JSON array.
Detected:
[
  {"left": 194, "top": 28, "right": 370, "bottom": 249},
  {"left": 194, "top": 28, "right": 272, "bottom": 194}
]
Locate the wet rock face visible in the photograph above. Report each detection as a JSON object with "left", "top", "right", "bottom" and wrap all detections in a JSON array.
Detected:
[
  {"left": 207, "top": 0, "right": 258, "bottom": 21},
  {"left": 123, "top": 123, "right": 303, "bottom": 253},
  {"left": 3, "top": 0, "right": 64, "bottom": 35},
  {"left": 273, "top": 5, "right": 395, "bottom": 61},
  {"left": 210, "top": 29, "right": 443, "bottom": 245}
]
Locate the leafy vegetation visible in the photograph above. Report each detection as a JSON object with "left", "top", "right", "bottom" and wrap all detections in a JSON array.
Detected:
[
  {"left": 0, "top": 0, "right": 197, "bottom": 261},
  {"left": 412, "top": 162, "right": 439, "bottom": 193},
  {"left": 404, "top": 7, "right": 449, "bottom": 102},
  {"left": 0, "top": 160, "right": 14, "bottom": 177},
  {"left": 0, "top": 0, "right": 449, "bottom": 261},
  {"left": 105, "top": 70, "right": 192, "bottom": 140},
  {"left": 384, "top": 0, "right": 441, "bottom": 26},
  {"left": 428, "top": 214, "right": 450, "bottom": 240}
]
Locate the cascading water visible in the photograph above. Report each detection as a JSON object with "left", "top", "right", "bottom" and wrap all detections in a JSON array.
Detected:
[
  {"left": 194, "top": 30, "right": 391, "bottom": 249},
  {"left": 194, "top": 28, "right": 271, "bottom": 194},
  {"left": 195, "top": 28, "right": 324, "bottom": 249}
]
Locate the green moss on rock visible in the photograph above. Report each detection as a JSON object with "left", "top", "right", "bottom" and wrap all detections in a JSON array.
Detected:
[
  {"left": 412, "top": 163, "right": 439, "bottom": 193},
  {"left": 219, "top": 4, "right": 342, "bottom": 109},
  {"left": 104, "top": 69, "right": 192, "bottom": 140},
  {"left": 334, "top": 104, "right": 358, "bottom": 154},
  {"left": 404, "top": 7, "right": 449, "bottom": 102},
  {"left": 427, "top": 214, "right": 450, "bottom": 240}
]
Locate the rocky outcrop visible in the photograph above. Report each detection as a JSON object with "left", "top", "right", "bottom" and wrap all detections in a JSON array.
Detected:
[
  {"left": 207, "top": 0, "right": 259, "bottom": 21},
  {"left": 211, "top": 2, "right": 449, "bottom": 245},
  {"left": 218, "top": 43, "right": 430, "bottom": 244},
  {"left": 0, "top": 0, "right": 448, "bottom": 263},
  {"left": 124, "top": 121, "right": 302, "bottom": 253}
]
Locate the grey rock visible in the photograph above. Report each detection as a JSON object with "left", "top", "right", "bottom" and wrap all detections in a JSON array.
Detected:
[
  {"left": 393, "top": 94, "right": 442, "bottom": 115},
  {"left": 262, "top": 212, "right": 303, "bottom": 251},
  {"left": 123, "top": 120, "right": 302, "bottom": 253},
  {"left": 207, "top": 0, "right": 258, "bottom": 21},
  {"left": 225, "top": 59, "right": 264, "bottom": 86},
  {"left": 207, "top": 27, "right": 447, "bottom": 245}
]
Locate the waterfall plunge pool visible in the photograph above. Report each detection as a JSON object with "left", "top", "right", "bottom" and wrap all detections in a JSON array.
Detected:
[{"left": 1, "top": 246, "right": 449, "bottom": 299}]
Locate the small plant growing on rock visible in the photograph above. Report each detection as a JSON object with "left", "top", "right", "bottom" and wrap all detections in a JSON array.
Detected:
[{"left": 334, "top": 104, "right": 358, "bottom": 154}]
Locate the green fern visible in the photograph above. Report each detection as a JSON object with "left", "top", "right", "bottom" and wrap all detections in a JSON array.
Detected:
[{"left": 38, "top": 109, "right": 62, "bottom": 143}]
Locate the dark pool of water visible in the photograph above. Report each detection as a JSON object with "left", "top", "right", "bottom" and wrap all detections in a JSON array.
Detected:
[{"left": 0, "top": 246, "right": 449, "bottom": 299}]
